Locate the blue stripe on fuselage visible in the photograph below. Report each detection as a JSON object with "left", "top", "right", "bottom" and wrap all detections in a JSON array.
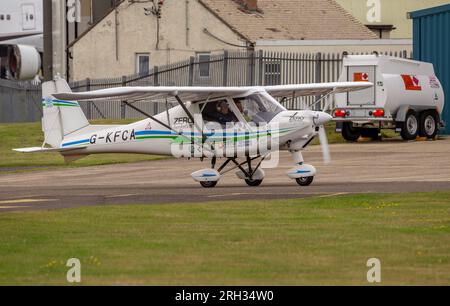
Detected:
[{"left": 62, "top": 139, "right": 90, "bottom": 147}]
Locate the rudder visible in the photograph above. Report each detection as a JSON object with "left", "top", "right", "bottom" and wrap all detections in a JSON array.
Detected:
[{"left": 42, "top": 77, "right": 90, "bottom": 148}]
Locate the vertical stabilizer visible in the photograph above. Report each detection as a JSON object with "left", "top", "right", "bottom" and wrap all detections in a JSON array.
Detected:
[{"left": 41, "top": 77, "right": 90, "bottom": 148}]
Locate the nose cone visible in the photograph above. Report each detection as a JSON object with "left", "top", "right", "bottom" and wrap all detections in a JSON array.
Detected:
[{"left": 315, "top": 112, "right": 333, "bottom": 126}]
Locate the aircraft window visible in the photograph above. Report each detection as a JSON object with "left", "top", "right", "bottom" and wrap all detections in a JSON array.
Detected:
[
  {"left": 0, "top": 15, "right": 4, "bottom": 21},
  {"left": 29, "top": 14, "right": 34, "bottom": 20},
  {"left": 6, "top": 15, "right": 11, "bottom": 20},
  {"left": 201, "top": 100, "right": 238, "bottom": 127},
  {"left": 234, "top": 93, "right": 284, "bottom": 124}
]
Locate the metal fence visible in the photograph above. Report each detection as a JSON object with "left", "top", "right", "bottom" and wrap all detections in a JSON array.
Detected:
[
  {"left": 0, "top": 49, "right": 412, "bottom": 123},
  {"left": 0, "top": 79, "right": 43, "bottom": 123}
]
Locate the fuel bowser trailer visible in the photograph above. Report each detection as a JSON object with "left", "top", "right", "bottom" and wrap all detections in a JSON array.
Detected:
[{"left": 333, "top": 54, "right": 445, "bottom": 141}]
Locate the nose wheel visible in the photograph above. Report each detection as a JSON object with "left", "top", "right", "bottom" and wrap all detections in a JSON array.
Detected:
[{"left": 287, "top": 150, "right": 317, "bottom": 187}]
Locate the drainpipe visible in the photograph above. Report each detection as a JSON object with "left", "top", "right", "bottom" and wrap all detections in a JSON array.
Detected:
[
  {"left": 43, "top": 0, "right": 53, "bottom": 81},
  {"left": 114, "top": 0, "right": 119, "bottom": 60},
  {"left": 185, "top": 0, "right": 190, "bottom": 47},
  {"left": 156, "top": 13, "right": 160, "bottom": 50}
]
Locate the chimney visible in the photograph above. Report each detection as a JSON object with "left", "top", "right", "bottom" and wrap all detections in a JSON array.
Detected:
[{"left": 240, "top": 0, "right": 258, "bottom": 12}]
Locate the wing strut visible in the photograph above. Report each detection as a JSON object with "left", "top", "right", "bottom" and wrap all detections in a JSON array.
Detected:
[
  {"left": 123, "top": 101, "right": 200, "bottom": 144},
  {"left": 175, "top": 95, "right": 206, "bottom": 142},
  {"left": 123, "top": 101, "right": 173, "bottom": 132},
  {"left": 123, "top": 100, "right": 213, "bottom": 154},
  {"left": 307, "top": 88, "right": 336, "bottom": 112},
  {"left": 175, "top": 95, "right": 196, "bottom": 125}
]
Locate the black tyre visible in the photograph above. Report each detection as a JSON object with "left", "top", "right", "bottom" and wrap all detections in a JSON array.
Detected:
[
  {"left": 419, "top": 110, "right": 439, "bottom": 139},
  {"left": 400, "top": 110, "right": 419, "bottom": 141},
  {"left": 200, "top": 181, "right": 218, "bottom": 188},
  {"left": 296, "top": 176, "right": 314, "bottom": 187},
  {"left": 342, "top": 122, "right": 361, "bottom": 142},
  {"left": 360, "top": 128, "right": 380, "bottom": 140},
  {"left": 245, "top": 179, "right": 263, "bottom": 187}
]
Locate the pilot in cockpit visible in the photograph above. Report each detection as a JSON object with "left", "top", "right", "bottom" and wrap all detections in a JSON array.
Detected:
[
  {"left": 233, "top": 98, "right": 251, "bottom": 123},
  {"left": 216, "top": 101, "right": 237, "bottom": 125}
]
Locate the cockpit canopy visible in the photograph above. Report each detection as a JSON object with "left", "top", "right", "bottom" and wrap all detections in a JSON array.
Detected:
[
  {"left": 235, "top": 92, "right": 286, "bottom": 124},
  {"left": 201, "top": 91, "right": 286, "bottom": 126}
]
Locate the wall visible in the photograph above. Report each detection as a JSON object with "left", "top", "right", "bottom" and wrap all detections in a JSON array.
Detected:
[
  {"left": 71, "top": 0, "right": 115, "bottom": 34},
  {"left": 335, "top": 0, "right": 450, "bottom": 39},
  {"left": 412, "top": 4, "right": 450, "bottom": 134},
  {"left": 71, "top": 0, "right": 248, "bottom": 80}
]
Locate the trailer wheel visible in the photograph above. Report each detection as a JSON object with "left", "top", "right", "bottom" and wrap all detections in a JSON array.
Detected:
[
  {"left": 342, "top": 123, "right": 361, "bottom": 142},
  {"left": 419, "top": 110, "right": 439, "bottom": 139},
  {"left": 360, "top": 128, "right": 380, "bottom": 140},
  {"left": 400, "top": 110, "right": 419, "bottom": 141}
]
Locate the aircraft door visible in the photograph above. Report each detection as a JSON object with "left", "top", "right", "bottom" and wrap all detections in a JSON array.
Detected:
[{"left": 22, "top": 4, "right": 36, "bottom": 30}]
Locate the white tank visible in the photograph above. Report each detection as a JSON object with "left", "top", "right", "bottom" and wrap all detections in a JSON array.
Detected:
[{"left": 335, "top": 55, "right": 445, "bottom": 118}]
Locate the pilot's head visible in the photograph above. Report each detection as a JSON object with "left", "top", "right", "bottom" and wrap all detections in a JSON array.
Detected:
[
  {"left": 234, "top": 99, "right": 244, "bottom": 113},
  {"left": 218, "top": 101, "right": 230, "bottom": 114}
]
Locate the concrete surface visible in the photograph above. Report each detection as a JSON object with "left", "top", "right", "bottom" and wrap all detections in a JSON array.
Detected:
[{"left": 0, "top": 138, "right": 449, "bottom": 212}]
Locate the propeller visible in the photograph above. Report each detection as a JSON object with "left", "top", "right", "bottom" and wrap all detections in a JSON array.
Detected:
[
  {"left": 289, "top": 111, "right": 332, "bottom": 164},
  {"left": 311, "top": 112, "right": 332, "bottom": 165},
  {"left": 318, "top": 125, "right": 331, "bottom": 164}
]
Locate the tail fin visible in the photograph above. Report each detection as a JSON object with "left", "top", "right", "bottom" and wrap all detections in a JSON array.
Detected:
[{"left": 42, "top": 77, "right": 90, "bottom": 148}]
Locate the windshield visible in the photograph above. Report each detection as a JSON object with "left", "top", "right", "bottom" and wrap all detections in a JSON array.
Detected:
[{"left": 234, "top": 92, "right": 286, "bottom": 124}]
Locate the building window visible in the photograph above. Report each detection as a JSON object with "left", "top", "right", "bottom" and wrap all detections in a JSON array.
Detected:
[
  {"left": 136, "top": 53, "right": 150, "bottom": 76},
  {"left": 264, "top": 62, "right": 281, "bottom": 85},
  {"left": 197, "top": 53, "right": 211, "bottom": 78}
]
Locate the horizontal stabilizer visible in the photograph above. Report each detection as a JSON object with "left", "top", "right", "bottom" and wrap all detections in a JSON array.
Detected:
[{"left": 13, "top": 146, "right": 87, "bottom": 153}]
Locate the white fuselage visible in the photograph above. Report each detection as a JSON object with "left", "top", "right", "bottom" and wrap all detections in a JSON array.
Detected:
[{"left": 59, "top": 104, "right": 326, "bottom": 158}]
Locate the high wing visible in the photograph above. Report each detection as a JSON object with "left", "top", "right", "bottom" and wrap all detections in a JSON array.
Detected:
[
  {"left": 52, "top": 82, "right": 373, "bottom": 103},
  {"left": 53, "top": 87, "right": 251, "bottom": 103},
  {"left": 264, "top": 82, "right": 373, "bottom": 98}
]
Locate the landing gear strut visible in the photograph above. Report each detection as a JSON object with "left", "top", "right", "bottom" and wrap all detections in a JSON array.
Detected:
[
  {"left": 195, "top": 155, "right": 267, "bottom": 188},
  {"left": 231, "top": 156, "right": 265, "bottom": 187},
  {"left": 239, "top": 156, "right": 265, "bottom": 187}
]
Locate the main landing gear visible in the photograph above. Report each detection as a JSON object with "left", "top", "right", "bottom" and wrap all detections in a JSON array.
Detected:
[
  {"left": 192, "top": 151, "right": 318, "bottom": 188},
  {"left": 192, "top": 156, "right": 266, "bottom": 188},
  {"left": 200, "top": 181, "right": 218, "bottom": 188}
]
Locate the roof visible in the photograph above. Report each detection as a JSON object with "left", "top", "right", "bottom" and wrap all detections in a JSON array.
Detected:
[
  {"left": 199, "top": 0, "right": 378, "bottom": 42},
  {"left": 70, "top": 0, "right": 377, "bottom": 49},
  {"left": 68, "top": 1, "right": 124, "bottom": 49},
  {"left": 410, "top": 4, "right": 450, "bottom": 19}
]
